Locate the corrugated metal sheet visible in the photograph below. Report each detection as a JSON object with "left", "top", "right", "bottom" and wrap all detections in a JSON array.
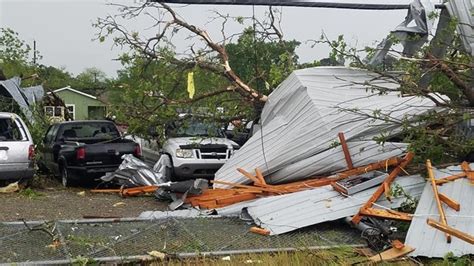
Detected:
[
  {"left": 405, "top": 164, "right": 474, "bottom": 258},
  {"left": 270, "top": 141, "right": 407, "bottom": 184},
  {"left": 138, "top": 208, "right": 209, "bottom": 219},
  {"left": 446, "top": 0, "right": 473, "bottom": 56},
  {"left": 244, "top": 175, "right": 425, "bottom": 235},
  {"left": 214, "top": 67, "right": 438, "bottom": 188}
]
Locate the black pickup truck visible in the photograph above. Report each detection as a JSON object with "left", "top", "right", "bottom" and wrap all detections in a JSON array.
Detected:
[{"left": 41, "top": 120, "right": 141, "bottom": 187}]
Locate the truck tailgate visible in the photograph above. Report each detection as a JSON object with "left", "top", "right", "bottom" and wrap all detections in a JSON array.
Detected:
[{"left": 82, "top": 141, "right": 137, "bottom": 166}]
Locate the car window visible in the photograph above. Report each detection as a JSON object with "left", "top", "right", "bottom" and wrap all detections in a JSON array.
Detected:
[
  {"left": 44, "top": 125, "right": 54, "bottom": 144},
  {"left": 167, "top": 120, "right": 225, "bottom": 138},
  {"left": 58, "top": 122, "right": 120, "bottom": 140},
  {"left": 0, "top": 117, "right": 27, "bottom": 141}
]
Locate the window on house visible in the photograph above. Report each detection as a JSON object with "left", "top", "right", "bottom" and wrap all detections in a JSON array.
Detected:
[
  {"left": 66, "top": 105, "right": 75, "bottom": 120},
  {"left": 44, "top": 106, "right": 65, "bottom": 118},
  {"left": 54, "top": 107, "right": 63, "bottom": 116},
  {"left": 44, "top": 106, "right": 54, "bottom": 117}
]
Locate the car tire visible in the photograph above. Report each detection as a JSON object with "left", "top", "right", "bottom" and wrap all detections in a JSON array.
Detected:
[{"left": 60, "top": 165, "right": 72, "bottom": 187}]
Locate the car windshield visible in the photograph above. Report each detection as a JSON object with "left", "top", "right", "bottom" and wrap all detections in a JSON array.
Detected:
[
  {"left": 169, "top": 120, "right": 224, "bottom": 138},
  {"left": 59, "top": 122, "right": 120, "bottom": 140}
]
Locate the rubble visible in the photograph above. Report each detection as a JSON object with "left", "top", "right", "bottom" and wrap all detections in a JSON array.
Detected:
[
  {"left": 214, "top": 67, "right": 439, "bottom": 188},
  {"left": 405, "top": 163, "right": 474, "bottom": 258},
  {"left": 100, "top": 154, "right": 168, "bottom": 187},
  {"left": 243, "top": 174, "right": 424, "bottom": 235}
]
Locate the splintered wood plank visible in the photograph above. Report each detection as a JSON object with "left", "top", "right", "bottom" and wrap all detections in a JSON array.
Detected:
[
  {"left": 211, "top": 180, "right": 286, "bottom": 194},
  {"left": 237, "top": 168, "right": 261, "bottom": 184},
  {"left": 255, "top": 168, "right": 267, "bottom": 185},
  {"left": 461, "top": 161, "right": 474, "bottom": 183},
  {"left": 369, "top": 245, "right": 415, "bottom": 262},
  {"left": 427, "top": 159, "right": 451, "bottom": 243},
  {"left": 215, "top": 193, "right": 257, "bottom": 206},
  {"left": 427, "top": 218, "right": 474, "bottom": 245},
  {"left": 383, "top": 182, "right": 391, "bottom": 200},
  {"left": 351, "top": 152, "right": 414, "bottom": 224},
  {"left": 438, "top": 192, "right": 460, "bottom": 211},
  {"left": 360, "top": 208, "right": 412, "bottom": 222},
  {"left": 435, "top": 172, "right": 466, "bottom": 185},
  {"left": 338, "top": 132, "right": 354, "bottom": 169},
  {"left": 391, "top": 240, "right": 405, "bottom": 249},
  {"left": 250, "top": 226, "right": 270, "bottom": 235}
]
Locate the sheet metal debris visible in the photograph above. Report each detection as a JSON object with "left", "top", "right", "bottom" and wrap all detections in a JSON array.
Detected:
[
  {"left": 243, "top": 174, "right": 425, "bottom": 235},
  {"left": 101, "top": 154, "right": 168, "bottom": 187},
  {"left": 0, "top": 77, "right": 45, "bottom": 120},
  {"left": 214, "top": 67, "right": 437, "bottom": 188},
  {"left": 405, "top": 163, "right": 474, "bottom": 258}
]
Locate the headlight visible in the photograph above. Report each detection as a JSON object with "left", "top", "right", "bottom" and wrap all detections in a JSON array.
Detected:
[{"left": 176, "top": 149, "right": 194, "bottom": 158}]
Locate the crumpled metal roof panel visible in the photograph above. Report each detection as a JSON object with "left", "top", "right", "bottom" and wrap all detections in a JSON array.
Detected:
[{"left": 405, "top": 163, "right": 474, "bottom": 258}]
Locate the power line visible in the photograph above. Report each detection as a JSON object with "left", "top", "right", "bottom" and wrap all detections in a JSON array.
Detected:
[{"left": 153, "top": 1, "right": 445, "bottom": 10}]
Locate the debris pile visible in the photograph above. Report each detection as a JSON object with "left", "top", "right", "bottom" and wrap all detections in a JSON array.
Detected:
[
  {"left": 94, "top": 67, "right": 472, "bottom": 261},
  {"left": 214, "top": 67, "right": 439, "bottom": 188}
]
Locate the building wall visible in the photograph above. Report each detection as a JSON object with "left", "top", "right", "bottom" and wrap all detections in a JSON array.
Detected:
[{"left": 55, "top": 89, "right": 106, "bottom": 120}]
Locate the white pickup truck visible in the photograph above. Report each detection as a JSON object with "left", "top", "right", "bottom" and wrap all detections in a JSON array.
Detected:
[{"left": 140, "top": 119, "right": 240, "bottom": 181}]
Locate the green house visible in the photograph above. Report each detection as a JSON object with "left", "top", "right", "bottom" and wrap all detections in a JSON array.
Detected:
[{"left": 45, "top": 87, "right": 107, "bottom": 120}]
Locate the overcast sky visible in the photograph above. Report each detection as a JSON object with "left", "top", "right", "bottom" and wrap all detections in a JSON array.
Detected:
[{"left": 0, "top": 0, "right": 416, "bottom": 77}]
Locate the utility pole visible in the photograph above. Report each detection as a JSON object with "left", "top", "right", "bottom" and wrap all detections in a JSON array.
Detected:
[{"left": 33, "top": 40, "right": 37, "bottom": 65}]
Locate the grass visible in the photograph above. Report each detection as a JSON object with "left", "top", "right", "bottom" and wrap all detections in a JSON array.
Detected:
[
  {"left": 145, "top": 247, "right": 369, "bottom": 266},
  {"left": 19, "top": 188, "right": 44, "bottom": 199}
]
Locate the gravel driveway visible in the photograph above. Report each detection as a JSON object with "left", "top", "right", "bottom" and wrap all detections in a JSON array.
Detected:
[{"left": 0, "top": 176, "right": 167, "bottom": 222}]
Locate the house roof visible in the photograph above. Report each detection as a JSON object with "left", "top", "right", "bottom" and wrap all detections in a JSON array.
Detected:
[{"left": 51, "top": 86, "right": 97, "bottom": 100}]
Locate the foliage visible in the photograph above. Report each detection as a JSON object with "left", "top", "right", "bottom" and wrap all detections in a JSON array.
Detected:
[
  {"left": 442, "top": 252, "right": 472, "bottom": 266},
  {"left": 314, "top": 15, "right": 473, "bottom": 164},
  {"left": 19, "top": 187, "right": 44, "bottom": 199},
  {"left": 226, "top": 28, "right": 300, "bottom": 94},
  {"left": 109, "top": 51, "right": 247, "bottom": 140},
  {"left": 72, "top": 67, "right": 109, "bottom": 95},
  {"left": 0, "top": 28, "right": 38, "bottom": 84}
]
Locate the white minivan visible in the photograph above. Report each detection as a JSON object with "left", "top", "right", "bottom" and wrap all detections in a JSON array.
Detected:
[{"left": 0, "top": 112, "right": 35, "bottom": 183}]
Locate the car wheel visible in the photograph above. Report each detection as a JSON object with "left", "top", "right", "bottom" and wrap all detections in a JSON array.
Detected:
[{"left": 60, "top": 166, "right": 71, "bottom": 187}]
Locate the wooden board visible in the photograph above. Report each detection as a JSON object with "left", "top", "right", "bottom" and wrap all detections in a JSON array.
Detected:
[{"left": 369, "top": 245, "right": 415, "bottom": 262}]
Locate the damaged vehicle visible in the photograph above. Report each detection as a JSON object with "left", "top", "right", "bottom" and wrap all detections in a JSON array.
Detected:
[
  {"left": 0, "top": 112, "right": 35, "bottom": 184},
  {"left": 161, "top": 118, "right": 240, "bottom": 181},
  {"left": 40, "top": 120, "right": 141, "bottom": 187}
]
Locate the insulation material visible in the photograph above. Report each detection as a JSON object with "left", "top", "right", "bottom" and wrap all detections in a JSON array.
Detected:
[
  {"left": 214, "top": 67, "right": 438, "bottom": 188},
  {"left": 245, "top": 174, "right": 425, "bottom": 235},
  {"left": 405, "top": 164, "right": 474, "bottom": 258}
]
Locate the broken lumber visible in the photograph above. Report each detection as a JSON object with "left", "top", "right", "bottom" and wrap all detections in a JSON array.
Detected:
[
  {"left": 250, "top": 226, "right": 270, "bottom": 236},
  {"left": 338, "top": 132, "right": 354, "bottom": 169},
  {"left": 352, "top": 152, "right": 414, "bottom": 224},
  {"left": 369, "top": 245, "right": 415, "bottom": 262},
  {"left": 359, "top": 208, "right": 412, "bottom": 222},
  {"left": 426, "top": 159, "right": 452, "bottom": 243},
  {"left": 461, "top": 161, "right": 474, "bottom": 183},
  {"left": 426, "top": 218, "right": 474, "bottom": 245}
]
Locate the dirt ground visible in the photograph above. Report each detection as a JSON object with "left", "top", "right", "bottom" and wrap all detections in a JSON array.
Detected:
[{"left": 0, "top": 176, "right": 168, "bottom": 222}]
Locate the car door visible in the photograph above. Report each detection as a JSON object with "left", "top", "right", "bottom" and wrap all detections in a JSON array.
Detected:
[
  {"left": 0, "top": 115, "right": 31, "bottom": 169},
  {"left": 43, "top": 125, "right": 60, "bottom": 174}
]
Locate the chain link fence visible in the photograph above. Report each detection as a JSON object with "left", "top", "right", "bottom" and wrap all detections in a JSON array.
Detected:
[{"left": 0, "top": 217, "right": 365, "bottom": 263}]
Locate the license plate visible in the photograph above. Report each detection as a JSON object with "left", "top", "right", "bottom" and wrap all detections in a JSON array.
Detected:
[{"left": 0, "top": 150, "right": 7, "bottom": 161}]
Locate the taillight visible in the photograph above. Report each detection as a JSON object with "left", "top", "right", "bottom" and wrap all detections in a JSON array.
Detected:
[
  {"left": 76, "top": 147, "right": 86, "bottom": 160},
  {"left": 134, "top": 144, "right": 142, "bottom": 157},
  {"left": 28, "top": 145, "right": 35, "bottom": 160}
]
